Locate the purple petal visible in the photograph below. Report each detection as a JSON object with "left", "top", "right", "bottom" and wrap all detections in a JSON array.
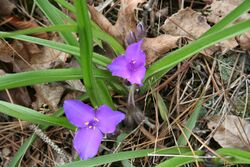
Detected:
[
  {"left": 73, "top": 128, "right": 103, "bottom": 160},
  {"left": 63, "top": 100, "right": 95, "bottom": 128},
  {"left": 96, "top": 105, "right": 125, "bottom": 133},
  {"left": 107, "top": 55, "right": 130, "bottom": 79},
  {"left": 127, "top": 65, "right": 146, "bottom": 86},
  {"left": 125, "top": 40, "right": 146, "bottom": 65}
]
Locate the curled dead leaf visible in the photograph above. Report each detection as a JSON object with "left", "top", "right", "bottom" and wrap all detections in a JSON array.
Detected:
[
  {"left": 161, "top": 8, "right": 210, "bottom": 39},
  {"left": 206, "top": 0, "right": 249, "bottom": 24},
  {"left": 161, "top": 7, "right": 238, "bottom": 52},
  {"left": 0, "top": 0, "right": 16, "bottom": 16},
  {"left": 208, "top": 115, "right": 250, "bottom": 151},
  {"left": 4, "top": 16, "right": 49, "bottom": 39},
  {"left": 142, "top": 35, "right": 180, "bottom": 65},
  {"left": 236, "top": 31, "right": 250, "bottom": 50},
  {"left": 89, "top": 0, "right": 146, "bottom": 45},
  {"left": 0, "top": 39, "right": 19, "bottom": 63},
  {"left": 32, "top": 84, "right": 65, "bottom": 111}
]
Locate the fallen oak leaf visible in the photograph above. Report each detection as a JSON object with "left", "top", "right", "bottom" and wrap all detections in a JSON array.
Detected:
[
  {"left": 32, "top": 84, "right": 65, "bottom": 111},
  {"left": 142, "top": 34, "right": 181, "bottom": 65},
  {"left": 236, "top": 31, "right": 250, "bottom": 50},
  {"left": 205, "top": 0, "right": 250, "bottom": 50},
  {"left": 161, "top": 8, "right": 210, "bottom": 39},
  {"left": 161, "top": 7, "right": 238, "bottom": 52},
  {"left": 205, "top": 0, "right": 249, "bottom": 24},
  {"left": 208, "top": 115, "right": 250, "bottom": 151},
  {"left": 89, "top": 0, "right": 146, "bottom": 45},
  {"left": 0, "top": 0, "right": 16, "bottom": 16}
]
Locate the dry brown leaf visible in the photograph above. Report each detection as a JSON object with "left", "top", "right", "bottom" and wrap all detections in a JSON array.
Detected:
[
  {"left": 89, "top": 0, "right": 145, "bottom": 44},
  {"left": 206, "top": 0, "right": 249, "bottom": 24},
  {"left": 0, "top": 0, "right": 16, "bottom": 16},
  {"left": 161, "top": 8, "right": 210, "bottom": 39},
  {"left": 0, "top": 39, "right": 19, "bottom": 63},
  {"left": 208, "top": 115, "right": 250, "bottom": 151},
  {"left": 32, "top": 84, "right": 65, "bottom": 111},
  {"left": 161, "top": 7, "right": 238, "bottom": 52},
  {"left": 142, "top": 35, "right": 180, "bottom": 65},
  {"left": 236, "top": 31, "right": 250, "bottom": 50},
  {"left": 205, "top": 0, "right": 250, "bottom": 50},
  {"left": 4, "top": 16, "right": 49, "bottom": 39},
  {"left": 11, "top": 38, "right": 69, "bottom": 72}
]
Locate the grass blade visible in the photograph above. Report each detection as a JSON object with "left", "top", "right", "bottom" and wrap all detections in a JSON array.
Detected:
[
  {"left": 75, "top": 0, "right": 99, "bottom": 106},
  {"left": 145, "top": 19, "right": 250, "bottom": 80},
  {"left": 216, "top": 148, "right": 250, "bottom": 164},
  {"left": 35, "top": 0, "right": 78, "bottom": 45},
  {"left": 3, "top": 34, "right": 111, "bottom": 66},
  {"left": 0, "top": 68, "right": 81, "bottom": 90},
  {"left": 0, "top": 100, "right": 74, "bottom": 130},
  {"left": 156, "top": 151, "right": 204, "bottom": 167},
  {"left": 59, "top": 147, "right": 190, "bottom": 167},
  {"left": 202, "top": 0, "right": 250, "bottom": 37},
  {"left": 177, "top": 100, "right": 203, "bottom": 145}
]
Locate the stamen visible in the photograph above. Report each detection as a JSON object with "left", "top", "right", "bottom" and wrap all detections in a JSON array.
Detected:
[
  {"left": 89, "top": 126, "right": 93, "bottom": 129},
  {"left": 84, "top": 121, "right": 89, "bottom": 125},
  {"left": 94, "top": 117, "right": 99, "bottom": 122}
]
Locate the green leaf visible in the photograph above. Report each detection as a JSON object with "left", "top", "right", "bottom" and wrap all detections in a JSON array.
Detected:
[
  {"left": 75, "top": 0, "right": 99, "bottom": 106},
  {"left": 156, "top": 151, "right": 204, "bottom": 167},
  {"left": 53, "top": 0, "right": 75, "bottom": 13},
  {"left": 58, "top": 147, "right": 190, "bottom": 167},
  {"left": 216, "top": 148, "right": 250, "bottom": 164},
  {"left": 0, "top": 68, "right": 81, "bottom": 90},
  {"left": 154, "top": 92, "right": 169, "bottom": 121},
  {"left": 0, "top": 24, "right": 76, "bottom": 38},
  {"left": 35, "top": 0, "right": 78, "bottom": 45},
  {"left": 177, "top": 99, "right": 203, "bottom": 145},
  {"left": 0, "top": 100, "right": 75, "bottom": 130},
  {"left": 8, "top": 133, "right": 37, "bottom": 167}
]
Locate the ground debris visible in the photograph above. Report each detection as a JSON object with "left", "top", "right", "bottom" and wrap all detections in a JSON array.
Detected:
[{"left": 208, "top": 115, "right": 250, "bottom": 151}]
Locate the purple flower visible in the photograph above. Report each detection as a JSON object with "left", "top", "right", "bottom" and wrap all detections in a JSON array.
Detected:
[
  {"left": 63, "top": 100, "right": 125, "bottom": 160},
  {"left": 108, "top": 40, "right": 146, "bottom": 86}
]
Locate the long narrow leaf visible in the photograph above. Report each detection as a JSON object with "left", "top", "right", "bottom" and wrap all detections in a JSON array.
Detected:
[
  {"left": 177, "top": 100, "right": 203, "bottom": 145},
  {"left": 145, "top": 19, "right": 250, "bottom": 80},
  {"left": 75, "top": 0, "right": 99, "bottom": 106},
  {"left": 59, "top": 147, "right": 190, "bottom": 167},
  {"left": 0, "top": 68, "right": 119, "bottom": 91},
  {"left": 3, "top": 34, "right": 111, "bottom": 66},
  {"left": 202, "top": 0, "right": 250, "bottom": 37},
  {"left": 156, "top": 151, "right": 204, "bottom": 167},
  {"left": 0, "top": 100, "right": 74, "bottom": 130},
  {"left": 35, "top": 0, "right": 78, "bottom": 45},
  {"left": 215, "top": 148, "right": 250, "bottom": 164}
]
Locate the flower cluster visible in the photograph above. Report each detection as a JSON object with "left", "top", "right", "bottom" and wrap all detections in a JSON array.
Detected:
[
  {"left": 64, "top": 32, "right": 146, "bottom": 160},
  {"left": 63, "top": 100, "right": 125, "bottom": 160}
]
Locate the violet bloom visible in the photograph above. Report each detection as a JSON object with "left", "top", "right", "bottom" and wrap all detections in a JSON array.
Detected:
[
  {"left": 108, "top": 40, "right": 146, "bottom": 86},
  {"left": 63, "top": 100, "right": 125, "bottom": 160}
]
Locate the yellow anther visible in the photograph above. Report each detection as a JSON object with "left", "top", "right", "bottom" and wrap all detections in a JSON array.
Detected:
[
  {"left": 84, "top": 121, "right": 89, "bottom": 125},
  {"left": 89, "top": 126, "right": 93, "bottom": 129},
  {"left": 94, "top": 117, "right": 99, "bottom": 122}
]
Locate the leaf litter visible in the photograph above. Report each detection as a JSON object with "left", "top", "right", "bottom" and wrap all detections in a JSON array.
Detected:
[{"left": 0, "top": 0, "right": 249, "bottom": 166}]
